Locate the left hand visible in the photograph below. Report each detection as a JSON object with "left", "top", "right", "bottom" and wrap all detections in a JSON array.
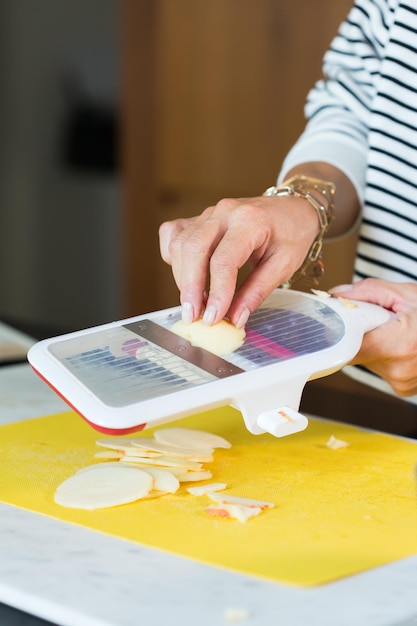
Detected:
[{"left": 330, "top": 278, "right": 417, "bottom": 397}]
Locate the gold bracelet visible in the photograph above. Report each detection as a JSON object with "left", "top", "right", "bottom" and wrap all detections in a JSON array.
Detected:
[{"left": 263, "top": 175, "right": 335, "bottom": 288}]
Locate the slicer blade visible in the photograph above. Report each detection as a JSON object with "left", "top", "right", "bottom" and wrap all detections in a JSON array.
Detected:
[{"left": 124, "top": 319, "right": 244, "bottom": 378}]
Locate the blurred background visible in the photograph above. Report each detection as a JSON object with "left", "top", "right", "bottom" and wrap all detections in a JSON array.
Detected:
[
  {"left": 1, "top": 0, "right": 416, "bottom": 435},
  {"left": 0, "top": 0, "right": 121, "bottom": 336}
]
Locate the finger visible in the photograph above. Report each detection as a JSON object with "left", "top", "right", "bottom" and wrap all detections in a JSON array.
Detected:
[
  {"left": 330, "top": 278, "right": 402, "bottom": 312},
  {"left": 226, "top": 251, "right": 300, "bottom": 326},
  {"left": 201, "top": 218, "right": 274, "bottom": 324},
  {"left": 173, "top": 210, "right": 231, "bottom": 321},
  {"left": 160, "top": 216, "right": 209, "bottom": 318},
  {"left": 158, "top": 218, "right": 195, "bottom": 264}
]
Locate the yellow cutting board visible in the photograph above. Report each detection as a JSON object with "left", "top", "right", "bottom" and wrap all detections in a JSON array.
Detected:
[{"left": 0, "top": 407, "right": 416, "bottom": 586}]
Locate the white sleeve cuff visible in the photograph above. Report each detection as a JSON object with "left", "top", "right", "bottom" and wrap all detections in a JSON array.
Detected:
[{"left": 278, "top": 132, "right": 368, "bottom": 207}]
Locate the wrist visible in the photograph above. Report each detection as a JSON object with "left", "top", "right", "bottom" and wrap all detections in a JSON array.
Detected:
[{"left": 263, "top": 175, "right": 335, "bottom": 288}]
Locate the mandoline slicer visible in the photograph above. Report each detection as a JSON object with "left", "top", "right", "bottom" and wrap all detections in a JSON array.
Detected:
[{"left": 27, "top": 289, "right": 391, "bottom": 438}]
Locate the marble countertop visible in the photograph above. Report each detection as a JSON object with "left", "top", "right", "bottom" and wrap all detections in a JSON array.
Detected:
[{"left": 1, "top": 361, "right": 417, "bottom": 626}]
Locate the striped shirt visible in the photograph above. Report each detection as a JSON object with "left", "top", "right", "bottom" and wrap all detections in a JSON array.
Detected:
[{"left": 279, "top": 0, "right": 417, "bottom": 399}]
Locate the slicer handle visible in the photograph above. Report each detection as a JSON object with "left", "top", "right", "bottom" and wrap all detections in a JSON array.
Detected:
[
  {"left": 333, "top": 299, "right": 393, "bottom": 334},
  {"left": 257, "top": 406, "right": 308, "bottom": 437}
]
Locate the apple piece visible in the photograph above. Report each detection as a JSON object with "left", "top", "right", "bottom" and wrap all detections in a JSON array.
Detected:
[
  {"left": 205, "top": 503, "right": 263, "bottom": 522},
  {"left": 311, "top": 289, "right": 331, "bottom": 298},
  {"left": 326, "top": 435, "right": 350, "bottom": 450},
  {"left": 171, "top": 317, "right": 245, "bottom": 357}
]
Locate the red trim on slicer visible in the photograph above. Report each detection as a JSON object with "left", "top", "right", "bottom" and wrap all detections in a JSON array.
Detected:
[{"left": 29, "top": 365, "right": 147, "bottom": 436}]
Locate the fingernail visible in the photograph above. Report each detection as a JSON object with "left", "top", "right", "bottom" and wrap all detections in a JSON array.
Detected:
[
  {"left": 203, "top": 305, "right": 217, "bottom": 325},
  {"left": 181, "top": 301, "right": 194, "bottom": 323},
  {"left": 235, "top": 307, "right": 250, "bottom": 329},
  {"left": 329, "top": 284, "right": 353, "bottom": 294}
]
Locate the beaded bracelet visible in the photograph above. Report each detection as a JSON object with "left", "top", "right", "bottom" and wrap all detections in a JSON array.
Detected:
[{"left": 263, "top": 175, "right": 335, "bottom": 288}]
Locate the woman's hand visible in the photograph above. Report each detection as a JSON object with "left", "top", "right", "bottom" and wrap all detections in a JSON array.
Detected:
[
  {"left": 331, "top": 279, "right": 417, "bottom": 397},
  {"left": 159, "top": 194, "right": 320, "bottom": 327}
]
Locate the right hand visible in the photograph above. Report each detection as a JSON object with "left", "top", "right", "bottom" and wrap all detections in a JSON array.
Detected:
[{"left": 159, "top": 193, "right": 320, "bottom": 327}]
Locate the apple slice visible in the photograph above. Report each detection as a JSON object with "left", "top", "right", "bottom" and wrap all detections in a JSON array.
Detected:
[
  {"left": 176, "top": 470, "right": 213, "bottom": 482},
  {"left": 95, "top": 437, "right": 144, "bottom": 450},
  {"left": 208, "top": 492, "right": 274, "bottom": 509},
  {"left": 54, "top": 466, "right": 153, "bottom": 510},
  {"left": 122, "top": 454, "right": 202, "bottom": 470},
  {"left": 186, "top": 482, "right": 227, "bottom": 496},
  {"left": 75, "top": 462, "right": 135, "bottom": 474},
  {"left": 96, "top": 438, "right": 161, "bottom": 458},
  {"left": 120, "top": 463, "right": 184, "bottom": 476},
  {"left": 94, "top": 450, "right": 124, "bottom": 459},
  {"left": 131, "top": 437, "right": 214, "bottom": 461},
  {"left": 154, "top": 427, "right": 231, "bottom": 450},
  {"left": 138, "top": 467, "right": 179, "bottom": 493}
]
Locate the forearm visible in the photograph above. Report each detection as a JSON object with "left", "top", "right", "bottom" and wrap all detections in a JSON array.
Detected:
[{"left": 281, "top": 161, "right": 361, "bottom": 238}]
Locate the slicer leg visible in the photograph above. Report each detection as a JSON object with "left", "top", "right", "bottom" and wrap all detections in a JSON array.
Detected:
[
  {"left": 233, "top": 377, "right": 308, "bottom": 436},
  {"left": 257, "top": 407, "right": 308, "bottom": 437}
]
